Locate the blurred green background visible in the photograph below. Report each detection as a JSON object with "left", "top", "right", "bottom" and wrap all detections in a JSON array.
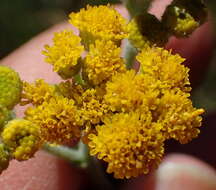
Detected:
[{"left": 0, "top": 0, "right": 120, "bottom": 58}]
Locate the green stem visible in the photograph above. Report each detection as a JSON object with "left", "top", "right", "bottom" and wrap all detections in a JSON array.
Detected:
[
  {"left": 124, "top": 40, "right": 138, "bottom": 69},
  {"left": 43, "top": 142, "right": 89, "bottom": 168},
  {"left": 74, "top": 73, "right": 85, "bottom": 86}
]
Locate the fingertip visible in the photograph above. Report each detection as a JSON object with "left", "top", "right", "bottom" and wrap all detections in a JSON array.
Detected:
[
  {"left": 0, "top": 151, "right": 87, "bottom": 190},
  {"left": 123, "top": 154, "right": 216, "bottom": 190},
  {"left": 155, "top": 153, "right": 216, "bottom": 190}
]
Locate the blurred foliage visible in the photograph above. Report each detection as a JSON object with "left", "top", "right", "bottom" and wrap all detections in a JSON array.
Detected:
[{"left": 0, "top": 0, "right": 119, "bottom": 58}]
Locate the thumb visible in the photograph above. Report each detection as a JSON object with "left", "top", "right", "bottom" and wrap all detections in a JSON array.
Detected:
[{"left": 124, "top": 154, "right": 216, "bottom": 190}]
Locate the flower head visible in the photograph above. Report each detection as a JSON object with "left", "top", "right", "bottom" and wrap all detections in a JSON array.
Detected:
[
  {"left": 0, "top": 65, "right": 22, "bottom": 109},
  {"left": 89, "top": 112, "right": 164, "bottom": 179},
  {"left": 21, "top": 79, "right": 57, "bottom": 106},
  {"left": 104, "top": 70, "right": 160, "bottom": 112},
  {"left": 69, "top": 5, "right": 128, "bottom": 48},
  {"left": 136, "top": 47, "right": 190, "bottom": 92},
  {"left": 157, "top": 89, "right": 204, "bottom": 144},
  {"left": 83, "top": 40, "right": 126, "bottom": 86},
  {"left": 42, "top": 30, "right": 84, "bottom": 79},
  {"left": 25, "top": 97, "right": 82, "bottom": 144},
  {"left": 2, "top": 119, "right": 42, "bottom": 161}
]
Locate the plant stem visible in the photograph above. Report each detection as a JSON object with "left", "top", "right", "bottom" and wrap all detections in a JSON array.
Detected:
[
  {"left": 123, "top": 40, "right": 138, "bottom": 69},
  {"left": 43, "top": 142, "right": 89, "bottom": 168}
]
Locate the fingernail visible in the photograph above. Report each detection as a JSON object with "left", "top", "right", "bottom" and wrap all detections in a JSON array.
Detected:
[{"left": 155, "top": 160, "right": 216, "bottom": 190}]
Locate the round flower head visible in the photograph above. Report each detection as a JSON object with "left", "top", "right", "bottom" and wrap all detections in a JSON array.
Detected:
[
  {"left": 80, "top": 88, "right": 109, "bottom": 126},
  {"left": 157, "top": 89, "right": 204, "bottom": 144},
  {"left": 83, "top": 40, "right": 126, "bottom": 86},
  {"left": 0, "top": 65, "right": 22, "bottom": 109},
  {"left": 88, "top": 112, "right": 164, "bottom": 179},
  {"left": 136, "top": 47, "right": 190, "bottom": 92},
  {"left": 25, "top": 97, "right": 82, "bottom": 144},
  {"left": 2, "top": 119, "right": 42, "bottom": 161},
  {"left": 104, "top": 70, "right": 161, "bottom": 112},
  {"left": 21, "top": 79, "right": 57, "bottom": 106},
  {"left": 42, "top": 30, "right": 84, "bottom": 79},
  {"left": 69, "top": 5, "right": 128, "bottom": 49}
]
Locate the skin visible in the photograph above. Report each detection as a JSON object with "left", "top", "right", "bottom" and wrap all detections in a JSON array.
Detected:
[{"left": 0, "top": 1, "right": 216, "bottom": 189}]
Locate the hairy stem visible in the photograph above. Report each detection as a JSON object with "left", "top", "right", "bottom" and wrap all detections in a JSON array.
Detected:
[{"left": 43, "top": 142, "right": 89, "bottom": 168}]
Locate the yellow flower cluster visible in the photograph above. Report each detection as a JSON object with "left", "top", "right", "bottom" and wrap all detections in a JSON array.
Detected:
[
  {"left": 90, "top": 47, "right": 204, "bottom": 178},
  {"left": 10, "top": 4, "right": 204, "bottom": 179},
  {"left": 2, "top": 119, "right": 42, "bottom": 161}
]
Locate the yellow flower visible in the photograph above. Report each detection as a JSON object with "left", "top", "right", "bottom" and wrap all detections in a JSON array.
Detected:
[
  {"left": 21, "top": 79, "right": 57, "bottom": 106},
  {"left": 104, "top": 70, "right": 160, "bottom": 112},
  {"left": 42, "top": 30, "right": 84, "bottom": 79},
  {"left": 2, "top": 119, "right": 42, "bottom": 161},
  {"left": 88, "top": 112, "right": 164, "bottom": 179},
  {"left": 136, "top": 47, "right": 191, "bottom": 92},
  {"left": 80, "top": 89, "right": 109, "bottom": 125},
  {"left": 56, "top": 81, "right": 84, "bottom": 105},
  {"left": 157, "top": 89, "right": 204, "bottom": 144},
  {"left": 0, "top": 65, "right": 22, "bottom": 109},
  {"left": 83, "top": 40, "right": 126, "bottom": 86},
  {"left": 69, "top": 5, "right": 128, "bottom": 49},
  {"left": 25, "top": 97, "right": 82, "bottom": 144},
  {"left": 162, "top": 4, "right": 199, "bottom": 37}
]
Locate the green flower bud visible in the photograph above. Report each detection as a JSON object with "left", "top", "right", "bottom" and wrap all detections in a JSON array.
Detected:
[{"left": 0, "top": 66, "right": 22, "bottom": 109}]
